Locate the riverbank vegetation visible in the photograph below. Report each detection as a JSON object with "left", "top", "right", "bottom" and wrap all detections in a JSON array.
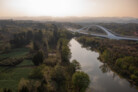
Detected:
[
  {"left": 77, "top": 36, "right": 138, "bottom": 86},
  {"left": 0, "top": 20, "right": 90, "bottom": 92}
]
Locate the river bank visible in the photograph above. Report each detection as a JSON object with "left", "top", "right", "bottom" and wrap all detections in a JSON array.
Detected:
[{"left": 69, "top": 38, "right": 138, "bottom": 92}]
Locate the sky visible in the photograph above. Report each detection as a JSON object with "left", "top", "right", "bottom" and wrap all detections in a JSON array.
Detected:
[{"left": 0, "top": 0, "right": 138, "bottom": 18}]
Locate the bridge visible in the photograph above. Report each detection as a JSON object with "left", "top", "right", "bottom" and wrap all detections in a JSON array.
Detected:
[{"left": 68, "top": 25, "right": 138, "bottom": 41}]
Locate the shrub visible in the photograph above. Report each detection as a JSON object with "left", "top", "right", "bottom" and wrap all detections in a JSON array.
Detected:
[
  {"left": 32, "top": 50, "right": 44, "bottom": 66},
  {"left": 72, "top": 71, "right": 90, "bottom": 92},
  {"left": 72, "top": 60, "right": 81, "bottom": 71},
  {"left": 29, "top": 66, "right": 43, "bottom": 79}
]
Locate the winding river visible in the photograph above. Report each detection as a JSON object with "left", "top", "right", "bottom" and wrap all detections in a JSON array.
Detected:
[{"left": 69, "top": 38, "right": 138, "bottom": 92}]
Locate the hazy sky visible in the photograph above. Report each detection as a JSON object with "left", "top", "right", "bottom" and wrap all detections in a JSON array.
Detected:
[{"left": 0, "top": 0, "right": 138, "bottom": 17}]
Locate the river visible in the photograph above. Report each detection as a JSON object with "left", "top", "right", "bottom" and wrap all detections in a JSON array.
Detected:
[{"left": 69, "top": 38, "right": 138, "bottom": 92}]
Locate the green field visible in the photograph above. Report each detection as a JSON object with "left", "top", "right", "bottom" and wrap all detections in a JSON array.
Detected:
[
  {"left": 0, "top": 48, "right": 29, "bottom": 60},
  {"left": 0, "top": 48, "right": 34, "bottom": 92},
  {"left": 17, "top": 60, "right": 34, "bottom": 67},
  {"left": 0, "top": 60, "right": 34, "bottom": 92}
]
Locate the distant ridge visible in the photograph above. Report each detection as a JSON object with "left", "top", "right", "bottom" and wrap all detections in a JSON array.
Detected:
[{"left": 0, "top": 16, "right": 138, "bottom": 23}]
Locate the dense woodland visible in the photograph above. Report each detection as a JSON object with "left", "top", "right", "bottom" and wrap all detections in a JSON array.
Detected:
[
  {"left": 0, "top": 20, "right": 90, "bottom": 92},
  {"left": 77, "top": 36, "right": 138, "bottom": 86}
]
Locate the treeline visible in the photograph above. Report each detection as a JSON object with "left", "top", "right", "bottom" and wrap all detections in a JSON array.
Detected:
[
  {"left": 0, "top": 23, "right": 72, "bottom": 66},
  {"left": 77, "top": 36, "right": 138, "bottom": 86}
]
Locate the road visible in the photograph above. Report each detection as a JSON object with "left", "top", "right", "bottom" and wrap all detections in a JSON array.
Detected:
[{"left": 67, "top": 25, "right": 138, "bottom": 41}]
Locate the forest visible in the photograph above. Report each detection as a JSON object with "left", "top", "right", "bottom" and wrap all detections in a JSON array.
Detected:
[{"left": 0, "top": 20, "right": 90, "bottom": 92}]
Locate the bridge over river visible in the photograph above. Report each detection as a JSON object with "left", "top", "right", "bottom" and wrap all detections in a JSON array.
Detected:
[{"left": 67, "top": 25, "right": 138, "bottom": 41}]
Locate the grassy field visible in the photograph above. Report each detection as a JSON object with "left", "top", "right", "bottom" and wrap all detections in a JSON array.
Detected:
[
  {"left": 0, "top": 48, "right": 29, "bottom": 60},
  {"left": 0, "top": 60, "right": 34, "bottom": 92},
  {"left": 0, "top": 48, "right": 34, "bottom": 92},
  {"left": 0, "top": 67, "right": 33, "bottom": 91},
  {"left": 17, "top": 60, "right": 34, "bottom": 67}
]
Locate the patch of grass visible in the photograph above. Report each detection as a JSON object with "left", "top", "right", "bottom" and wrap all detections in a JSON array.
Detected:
[
  {"left": 0, "top": 48, "right": 29, "bottom": 59},
  {"left": 0, "top": 66, "right": 33, "bottom": 92},
  {"left": 0, "top": 42, "right": 3, "bottom": 46},
  {"left": 0, "top": 67, "right": 11, "bottom": 72},
  {"left": 17, "top": 60, "right": 34, "bottom": 67},
  {"left": 0, "top": 67, "right": 33, "bottom": 80},
  {"left": 0, "top": 48, "right": 32, "bottom": 91},
  {"left": 0, "top": 80, "right": 18, "bottom": 92}
]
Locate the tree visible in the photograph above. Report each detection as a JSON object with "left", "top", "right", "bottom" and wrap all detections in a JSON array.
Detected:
[
  {"left": 51, "top": 65, "right": 66, "bottom": 92},
  {"left": 10, "top": 32, "right": 27, "bottom": 48},
  {"left": 34, "top": 30, "right": 43, "bottom": 42},
  {"left": 101, "top": 50, "right": 111, "bottom": 62},
  {"left": 26, "top": 30, "right": 33, "bottom": 42},
  {"left": 61, "top": 45, "right": 70, "bottom": 63},
  {"left": 37, "top": 83, "right": 47, "bottom": 92},
  {"left": 32, "top": 50, "right": 44, "bottom": 66},
  {"left": 53, "top": 24, "right": 58, "bottom": 41},
  {"left": 43, "top": 42, "right": 48, "bottom": 58},
  {"left": 59, "top": 40, "right": 63, "bottom": 51},
  {"left": 48, "top": 24, "right": 59, "bottom": 49},
  {"left": 29, "top": 66, "right": 43, "bottom": 79},
  {"left": 3, "top": 88, "right": 12, "bottom": 92},
  {"left": 33, "top": 41, "right": 40, "bottom": 51},
  {"left": 18, "top": 78, "right": 30, "bottom": 92},
  {"left": 72, "top": 60, "right": 81, "bottom": 71},
  {"left": 58, "top": 39, "right": 71, "bottom": 63},
  {"left": 19, "top": 86, "right": 29, "bottom": 92},
  {"left": 51, "top": 65, "right": 65, "bottom": 84},
  {"left": 72, "top": 71, "right": 90, "bottom": 92}
]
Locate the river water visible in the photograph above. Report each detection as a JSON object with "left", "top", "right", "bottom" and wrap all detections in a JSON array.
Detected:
[{"left": 69, "top": 38, "right": 138, "bottom": 92}]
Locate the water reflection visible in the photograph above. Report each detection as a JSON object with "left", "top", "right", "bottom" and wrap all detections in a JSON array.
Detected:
[
  {"left": 69, "top": 38, "right": 138, "bottom": 92},
  {"left": 99, "top": 63, "right": 110, "bottom": 73}
]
